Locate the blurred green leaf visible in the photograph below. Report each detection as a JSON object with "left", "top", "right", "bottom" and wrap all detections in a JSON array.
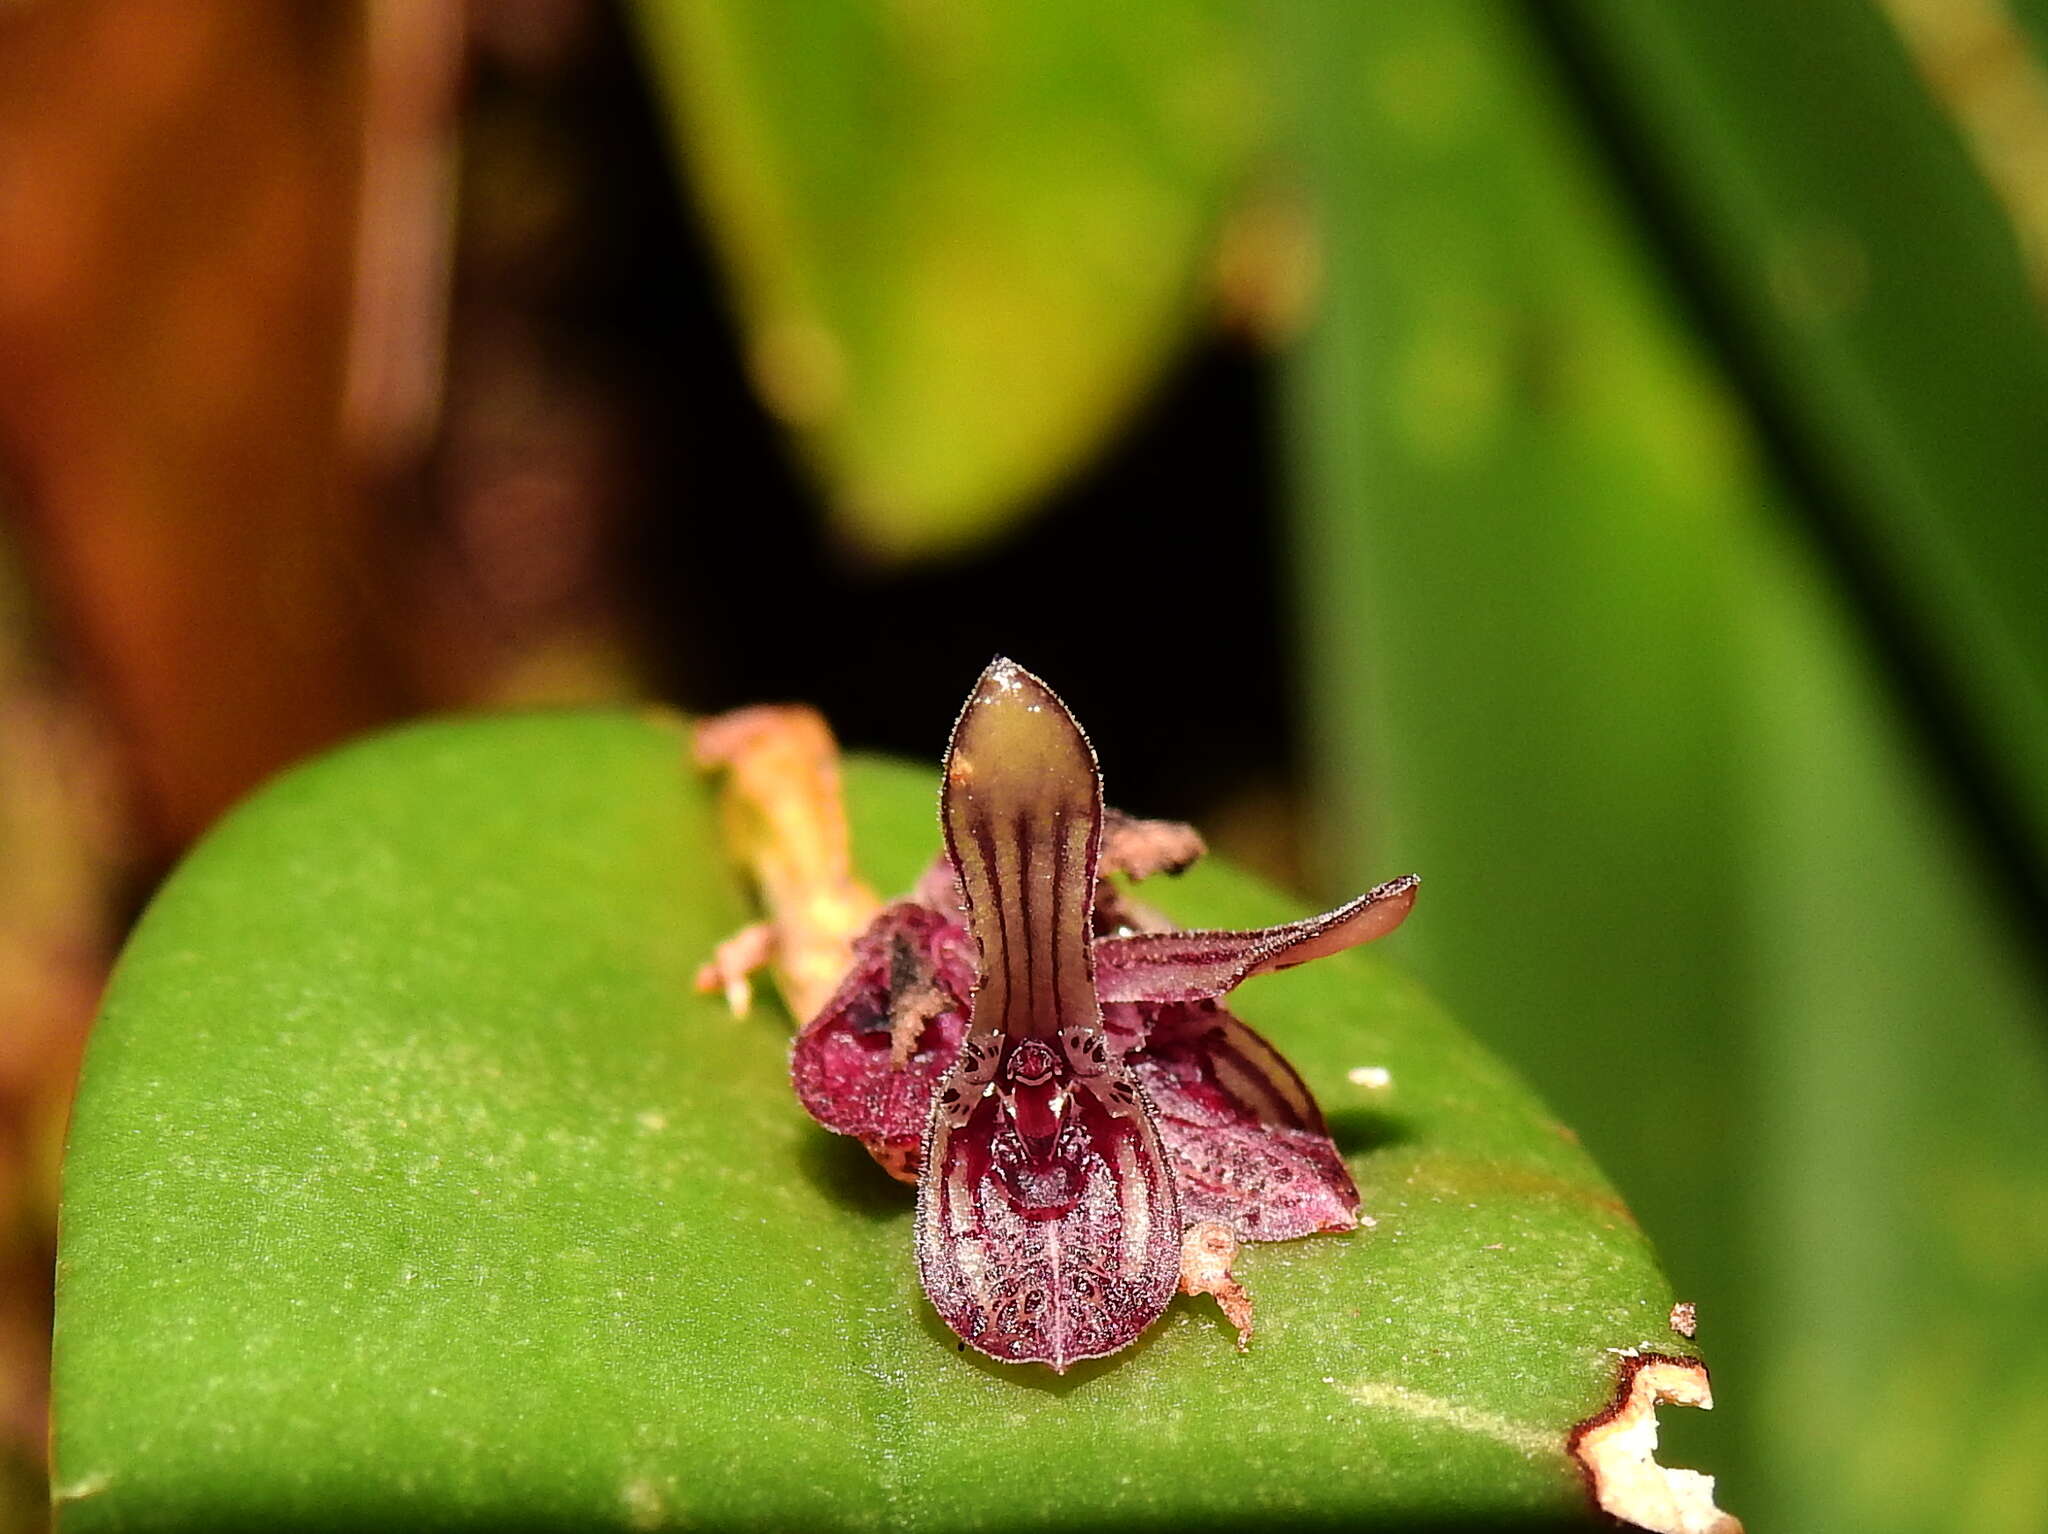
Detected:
[
  {"left": 1548, "top": 0, "right": 2048, "bottom": 890},
  {"left": 1738, "top": 537, "right": 2048, "bottom": 1534},
  {"left": 1280, "top": 5, "right": 2048, "bottom": 1532},
  {"left": 627, "top": 0, "right": 1265, "bottom": 560},
  {"left": 56, "top": 712, "right": 1713, "bottom": 1530}
]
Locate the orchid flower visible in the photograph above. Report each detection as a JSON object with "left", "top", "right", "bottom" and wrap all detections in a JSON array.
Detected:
[{"left": 789, "top": 658, "right": 1417, "bottom": 1370}]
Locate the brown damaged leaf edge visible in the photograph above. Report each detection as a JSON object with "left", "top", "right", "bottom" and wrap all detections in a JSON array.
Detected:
[
  {"left": 1569, "top": 1353, "right": 1742, "bottom": 1534},
  {"left": 696, "top": 657, "right": 1421, "bottom": 1371}
]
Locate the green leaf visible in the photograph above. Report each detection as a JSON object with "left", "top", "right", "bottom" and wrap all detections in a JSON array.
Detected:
[
  {"left": 625, "top": 0, "right": 1264, "bottom": 560},
  {"left": 1277, "top": 5, "right": 2048, "bottom": 1531},
  {"left": 55, "top": 712, "right": 1709, "bottom": 1530},
  {"left": 1547, "top": 0, "right": 2048, "bottom": 899}
]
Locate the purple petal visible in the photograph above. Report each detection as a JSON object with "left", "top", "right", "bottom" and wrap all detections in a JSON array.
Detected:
[
  {"left": 915, "top": 1069, "right": 1181, "bottom": 1372},
  {"left": 789, "top": 902, "right": 974, "bottom": 1182},
  {"left": 1095, "top": 875, "right": 1419, "bottom": 1004},
  {"left": 1132, "top": 1002, "right": 1359, "bottom": 1240}
]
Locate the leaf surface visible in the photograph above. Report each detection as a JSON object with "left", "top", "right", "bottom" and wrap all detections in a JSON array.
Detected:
[{"left": 54, "top": 712, "right": 1706, "bottom": 1530}]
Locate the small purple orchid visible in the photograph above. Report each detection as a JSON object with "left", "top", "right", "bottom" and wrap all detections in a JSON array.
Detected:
[{"left": 790, "top": 658, "right": 1418, "bottom": 1370}]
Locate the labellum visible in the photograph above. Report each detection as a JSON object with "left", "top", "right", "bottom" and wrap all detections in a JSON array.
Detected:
[{"left": 785, "top": 658, "right": 1419, "bottom": 1371}]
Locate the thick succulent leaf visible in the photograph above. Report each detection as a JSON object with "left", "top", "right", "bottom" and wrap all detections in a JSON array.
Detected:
[
  {"left": 624, "top": 0, "right": 1266, "bottom": 559},
  {"left": 54, "top": 712, "right": 1713, "bottom": 1530}
]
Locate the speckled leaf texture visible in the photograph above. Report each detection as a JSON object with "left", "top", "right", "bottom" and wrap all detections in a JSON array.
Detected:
[{"left": 52, "top": 713, "right": 1706, "bottom": 1531}]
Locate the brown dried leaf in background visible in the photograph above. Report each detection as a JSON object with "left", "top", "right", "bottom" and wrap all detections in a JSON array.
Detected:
[{"left": 0, "top": 1, "right": 406, "bottom": 860}]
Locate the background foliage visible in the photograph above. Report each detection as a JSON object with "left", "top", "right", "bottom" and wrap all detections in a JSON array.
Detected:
[{"left": 3, "top": 1, "right": 2046, "bottom": 1529}]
